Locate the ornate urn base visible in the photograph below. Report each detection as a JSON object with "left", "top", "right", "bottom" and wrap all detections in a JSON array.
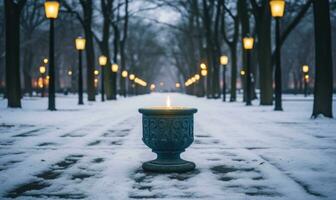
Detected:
[{"left": 139, "top": 107, "right": 197, "bottom": 173}]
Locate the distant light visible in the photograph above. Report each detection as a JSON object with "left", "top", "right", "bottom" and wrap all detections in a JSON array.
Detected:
[
  {"left": 129, "top": 74, "right": 135, "bottom": 80},
  {"left": 200, "top": 63, "right": 207, "bottom": 70},
  {"left": 302, "top": 65, "right": 309, "bottom": 73},
  {"left": 111, "top": 63, "right": 119, "bottom": 72},
  {"left": 175, "top": 83, "right": 181, "bottom": 88},
  {"left": 99, "top": 55, "right": 107, "bottom": 66},
  {"left": 201, "top": 69, "right": 208, "bottom": 76},
  {"left": 39, "top": 66, "right": 46, "bottom": 74},
  {"left": 270, "top": 0, "right": 286, "bottom": 18},
  {"left": 68, "top": 70, "right": 72, "bottom": 76},
  {"left": 220, "top": 55, "right": 228, "bottom": 65},
  {"left": 243, "top": 37, "right": 254, "bottom": 50},
  {"left": 75, "top": 37, "right": 86, "bottom": 50},
  {"left": 122, "top": 70, "right": 128, "bottom": 78},
  {"left": 43, "top": 58, "right": 48, "bottom": 64},
  {"left": 94, "top": 70, "right": 99, "bottom": 75}
]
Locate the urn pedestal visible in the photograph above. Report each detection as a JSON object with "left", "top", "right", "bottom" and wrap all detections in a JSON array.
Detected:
[{"left": 139, "top": 108, "right": 197, "bottom": 173}]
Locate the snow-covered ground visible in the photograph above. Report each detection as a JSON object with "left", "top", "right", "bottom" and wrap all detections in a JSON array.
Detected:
[{"left": 0, "top": 93, "right": 335, "bottom": 200}]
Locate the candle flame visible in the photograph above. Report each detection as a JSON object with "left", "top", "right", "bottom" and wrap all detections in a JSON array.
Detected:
[{"left": 166, "top": 96, "right": 171, "bottom": 108}]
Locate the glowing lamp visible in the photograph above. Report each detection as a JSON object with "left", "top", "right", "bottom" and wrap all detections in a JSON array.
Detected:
[
  {"left": 270, "top": 0, "right": 286, "bottom": 18},
  {"left": 44, "top": 1, "right": 60, "bottom": 19},
  {"left": 201, "top": 69, "right": 207, "bottom": 76},
  {"left": 43, "top": 58, "right": 48, "bottom": 64},
  {"left": 122, "top": 70, "right": 128, "bottom": 78},
  {"left": 111, "top": 63, "right": 119, "bottom": 72},
  {"left": 94, "top": 70, "right": 99, "bottom": 75},
  {"left": 302, "top": 65, "right": 309, "bottom": 73},
  {"left": 39, "top": 66, "right": 46, "bottom": 74},
  {"left": 195, "top": 74, "right": 200, "bottom": 80},
  {"left": 240, "top": 69, "right": 246, "bottom": 76},
  {"left": 220, "top": 55, "right": 228, "bottom": 65},
  {"left": 176, "top": 83, "right": 181, "bottom": 88},
  {"left": 99, "top": 55, "right": 107, "bottom": 66},
  {"left": 129, "top": 74, "right": 135, "bottom": 80},
  {"left": 68, "top": 70, "right": 72, "bottom": 76},
  {"left": 75, "top": 37, "right": 86, "bottom": 50},
  {"left": 200, "top": 63, "right": 207, "bottom": 70},
  {"left": 243, "top": 37, "right": 254, "bottom": 50}
]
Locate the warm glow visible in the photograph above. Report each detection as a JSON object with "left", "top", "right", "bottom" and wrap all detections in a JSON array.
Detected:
[
  {"left": 191, "top": 77, "right": 196, "bottom": 83},
  {"left": 243, "top": 37, "right": 254, "bottom": 50},
  {"left": 134, "top": 77, "right": 147, "bottom": 86},
  {"left": 166, "top": 96, "right": 171, "bottom": 108},
  {"left": 44, "top": 1, "right": 60, "bottom": 19},
  {"left": 176, "top": 83, "right": 181, "bottom": 88},
  {"left": 122, "top": 70, "right": 128, "bottom": 78},
  {"left": 39, "top": 66, "right": 46, "bottom": 74},
  {"left": 46, "top": 75, "right": 50, "bottom": 80},
  {"left": 195, "top": 74, "right": 200, "bottom": 80},
  {"left": 94, "top": 78, "right": 98, "bottom": 88},
  {"left": 240, "top": 69, "right": 246, "bottom": 76},
  {"left": 302, "top": 65, "right": 309, "bottom": 73},
  {"left": 38, "top": 77, "right": 44, "bottom": 88},
  {"left": 68, "top": 70, "right": 72, "bottom": 76},
  {"left": 305, "top": 74, "right": 309, "bottom": 81},
  {"left": 201, "top": 69, "right": 208, "bottom": 76},
  {"left": 270, "top": 0, "right": 286, "bottom": 18},
  {"left": 220, "top": 55, "right": 228, "bottom": 65},
  {"left": 94, "top": 70, "right": 99, "bottom": 75},
  {"left": 150, "top": 84, "right": 156, "bottom": 90},
  {"left": 75, "top": 37, "right": 86, "bottom": 50},
  {"left": 200, "top": 63, "right": 207, "bottom": 70},
  {"left": 111, "top": 63, "right": 119, "bottom": 72},
  {"left": 160, "top": 82, "right": 164, "bottom": 86},
  {"left": 43, "top": 58, "right": 48, "bottom": 64},
  {"left": 129, "top": 74, "right": 135, "bottom": 80},
  {"left": 99, "top": 55, "right": 107, "bottom": 66}
]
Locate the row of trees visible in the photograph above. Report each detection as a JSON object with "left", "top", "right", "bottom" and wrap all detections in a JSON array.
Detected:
[
  {"left": 160, "top": 0, "right": 335, "bottom": 118},
  {"left": 1, "top": 0, "right": 166, "bottom": 108}
]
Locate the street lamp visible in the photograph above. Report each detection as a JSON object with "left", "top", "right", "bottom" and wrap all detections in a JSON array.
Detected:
[
  {"left": 39, "top": 66, "right": 46, "bottom": 97},
  {"left": 44, "top": 1, "right": 60, "bottom": 110},
  {"left": 302, "top": 65, "right": 309, "bottom": 97},
  {"left": 270, "top": 0, "right": 285, "bottom": 111},
  {"left": 176, "top": 83, "right": 181, "bottom": 89},
  {"left": 43, "top": 58, "right": 48, "bottom": 64},
  {"left": 121, "top": 70, "right": 128, "bottom": 97},
  {"left": 129, "top": 74, "right": 135, "bottom": 95},
  {"left": 243, "top": 36, "right": 254, "bottom": 106},
  {"left": 220, "top": 55, "right": 228, "bottom": 101},
  {"left": 75, "top": 37, "right": 86, "bottom": 105},
  {"left": 111, "top": 63, "right": 118, "bottom": 100},
  {"left": 99, "top": 55, "right": 107, "bottom": 102}
]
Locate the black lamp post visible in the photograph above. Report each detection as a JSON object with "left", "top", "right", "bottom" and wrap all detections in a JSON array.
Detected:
[
  {"left": 243, "top": 36, "right": 254, "bottom": 106},
  {"left": 302, "top": 65, "right": 309, "bottom": 97},
  {"left": 121, "top": 70, "right": 128, "bottom": 97},
  {"left": 220, "top": 55, "right": 228, "bottom": 101},
  {"left": 44, "top": 1, "right": 60, "bottom": 111},
  {"left": 270, "top": 0, "right": 286, "bottom": 111},
  {"left": 111, "top": 63, "right": 119, "bottom": 100},
  {"left": 75, "top": 37, "right": 86, "bottom": 105},
  {"left": 98, "top": 55, "right": 107, "bottom": 102}
]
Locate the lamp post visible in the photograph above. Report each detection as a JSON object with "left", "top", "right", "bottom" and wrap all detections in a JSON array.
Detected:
[
  {"left": 111, "top": 63, "right": 119, "bottom": 100},
  {"left": 243, "top": 36, "right": 254, "bottom": 106},
  {"left": 121, "top": 70, "right": 128, "bottom": 97},
  {"left": 220, "top": 55, "right": 228, "bottom": 101},
  {"left": 75, "top": 37, "right": 86, "bottom": 105},
  {"left": 302, "top": 65, "right": 309, "bottom": 97},
  {"left": 44, "top": 1, "right": 59, "bottom": 111},
  {"left": 39, "top": 66, "right": 46, "bottom": 97},
  {"left": 99, "top": 55, "right": 107, "bottom": 102},
  {"left": 129, "top": 74, "right": 135, "bottom": 95},
  {"left": 270, "top": 0, "right": 285, "bottom": 111}
]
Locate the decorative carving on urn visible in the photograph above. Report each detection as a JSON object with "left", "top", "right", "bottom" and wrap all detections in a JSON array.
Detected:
[{"left": 139, "top": 107, "right": 197, "bottom": 173}]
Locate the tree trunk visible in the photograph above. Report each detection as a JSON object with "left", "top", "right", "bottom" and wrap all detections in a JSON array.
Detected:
[
  {"left": 312, "top": 0, "right": 333, "bottom": 118},
  {"left": 229, "top": 44, "right": 238, "bottom": 102},
  {"left": 82, "top": 0, "right": 96, "bottom": 101},
  {"left": 255, "top": 4, "right": 273, "bottom": 105},
  {"left": 5, "top": 0, "right": 25, "bottom": 108},
  {"left": 238, "top": 0, "right": 249, "bottom": 102}
]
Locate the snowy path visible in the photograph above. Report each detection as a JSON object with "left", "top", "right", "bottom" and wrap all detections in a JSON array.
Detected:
[{"left": 0, "top": 93, "right": 335, "bottom": 199}]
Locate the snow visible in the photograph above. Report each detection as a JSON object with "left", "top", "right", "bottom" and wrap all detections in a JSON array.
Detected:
[{"left": 0, "top": 93, "right": 335, "bottom": 199}]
